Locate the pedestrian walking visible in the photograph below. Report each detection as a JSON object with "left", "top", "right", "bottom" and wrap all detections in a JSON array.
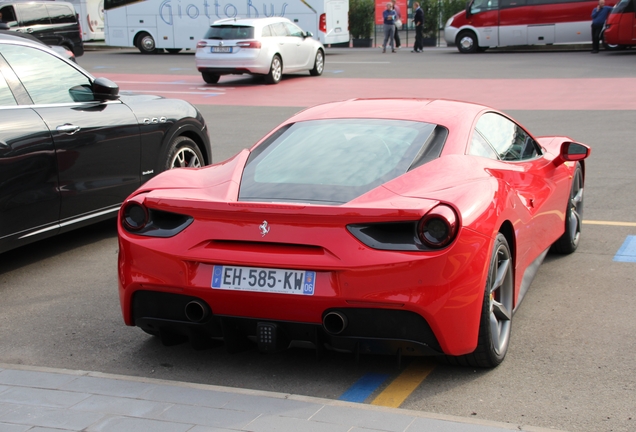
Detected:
[
  {"left": 382, "top": 2, "right": 397, "bottom": 53},
  {"left": 591, "top": 0, "right": 612, "bottom": 53},
  {"left": 412, "top": 2, "right": 424, "bottom": 52}
]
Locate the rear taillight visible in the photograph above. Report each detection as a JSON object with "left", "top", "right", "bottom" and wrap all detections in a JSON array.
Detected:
[
  {"left": 122, "top": 202, "right": 148, "bottom": 232},
  {"left": 196, "top": 40, "right": 207, "bottom": 48},
  {"left": 319, "top": 13, "right": 326, "bottom": 33},
  {"left": 236, "top": 40, "right": 262, "bottom": 48},
  {"left": 417, "top": 205, "right": 458, "bottom": 249}
]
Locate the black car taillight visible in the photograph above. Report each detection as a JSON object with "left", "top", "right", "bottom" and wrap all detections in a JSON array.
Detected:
[{"left": 417, "top": 205, "right": 458, "bottom": 249}]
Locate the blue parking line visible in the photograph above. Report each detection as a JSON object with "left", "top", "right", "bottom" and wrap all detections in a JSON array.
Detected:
[
  {"left": 338, "top": 373, "right": 390, "bottom": 403},
  {"left": 614, "top": 235, "right": 636, "bottom": 262}
]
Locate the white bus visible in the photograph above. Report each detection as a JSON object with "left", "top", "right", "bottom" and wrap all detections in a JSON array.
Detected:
[
  {"left": 104, "top": 0, "right": 349, "bottom": 53},
  {"left": 67, "top": 0, "right": 105, "bottom": 41}
]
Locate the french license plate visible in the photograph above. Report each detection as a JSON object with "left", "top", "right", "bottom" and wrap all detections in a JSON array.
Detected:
[
  {"left": 211, "top": 265, "right": 315, "bottom": 295},
  {"left": 211, "top": 46, "right": 232, "bottom": 53}
]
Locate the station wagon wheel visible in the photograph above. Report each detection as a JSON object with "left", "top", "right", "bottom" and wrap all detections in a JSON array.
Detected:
[
  {"left": 551, "top": 163, "right": 583, "bottom": 254},
  {"left": 456, "top": 30, "right": 478, "bottom": 54},
  {"left": 164, "top": 136, "right": 204, "bottom": 170},
  {"left": 265, "top": 55, "right": 282, "bottom": 84},
  {"left": 202, "top": 72, "right": 220, "bottom": 84},
  {"left": 310, "top": 49, "right": 324, "bottom": 76},
  {"left": 136, "top": 32, "right": 157, "bottom": 54}
]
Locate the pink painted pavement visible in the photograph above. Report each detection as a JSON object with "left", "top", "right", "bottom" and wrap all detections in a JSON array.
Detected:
[{"left": 103, "top": 73, "right": 636, "bottom": 110}]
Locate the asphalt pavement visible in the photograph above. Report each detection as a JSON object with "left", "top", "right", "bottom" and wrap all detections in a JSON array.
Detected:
[{"left": 0, "top": 363, "right": 562, "bottom": 432}]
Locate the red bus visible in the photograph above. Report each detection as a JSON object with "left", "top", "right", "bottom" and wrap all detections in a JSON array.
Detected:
[
  {"left": 444, "top": 0, "right": 616, "bottom": 53},
  {"left": 603, "top": 0, "right": 636, "bottom": 48}
]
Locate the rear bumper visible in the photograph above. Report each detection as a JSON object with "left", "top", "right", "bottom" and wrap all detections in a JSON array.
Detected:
[{"left": 132, "top": 291, "right": 443, "bottom": 355}]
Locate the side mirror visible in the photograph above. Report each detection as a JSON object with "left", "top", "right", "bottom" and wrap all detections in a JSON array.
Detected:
[
  {"left": 92, "top": 77, "right": 120, "bottom": 101},
  {"left": 304, "top": 31, "right": 313, "bottom": 38},
  {"left": 553, "top": 141, "right": 591, "bottom": 166}
]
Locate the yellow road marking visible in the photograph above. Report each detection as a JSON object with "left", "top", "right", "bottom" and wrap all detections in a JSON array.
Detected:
[
  {"left": 583, "top": 220, "right": 636, "bottom": 227},
  {"left": 371, "top": 360, "right": 435, "bottom": 408}
]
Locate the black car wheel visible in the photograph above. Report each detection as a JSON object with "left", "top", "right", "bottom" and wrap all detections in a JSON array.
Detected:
[
  {"left": 164, "top": 136, "right": 204, "bottom": 170},
  {"left": 136, "top": 32, "right": 157, "bottom": 54},
  {"left": 309, "top": 50, "right": 324, "bottom": 76},
  {"left": 265, "top": 55, "right": 282, "bottom": 84},
  {"left": 456, "top": 30, "right": 478, "bottom": 54},
  {"left": 202, "top": 72, "right": 220, "bottom": 84},
  {"left": 445, "top": 233, "right": 513, "bottom": 368},
  {"left": 551, "top": 163, "right": 583, "bottom": 254}
]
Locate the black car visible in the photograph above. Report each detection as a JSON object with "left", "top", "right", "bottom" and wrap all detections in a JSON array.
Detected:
[
  {"left": 0, "top": 0, "right": 84, "bottom": 57},
  {"left": 0, "top": 33, "right": 212, "bottom": 253}
]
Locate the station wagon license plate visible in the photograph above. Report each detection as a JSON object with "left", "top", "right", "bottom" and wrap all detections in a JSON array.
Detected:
[
  {"left": 211, "top": 46, "right": 232, "bottom": 53},
  {"left": 211, "top": 265, "right": 315, "bottom": 295}
]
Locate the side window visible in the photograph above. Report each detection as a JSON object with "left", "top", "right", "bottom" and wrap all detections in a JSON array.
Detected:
[
  {"left": 261, "top": 25, "right": 272, "bottom": 37},
  {"left": 16, "top": 4, "right": 51, "bottom": 26},
  {"left": 0, "top": 71, "right": 17, "bottom": 106},
  {"left": 0, "top": 6, "right": 17, "bottom": 23},
  {"left": 46, "top": 4, "right": 77, "bottom": 24},
  {"left": 475, "top": 112, "right": 541, "bottom": 161},
  {"left": 271, "top": 22, "right": 289, "bottom": 36},
  {"left": 470, "top": 0, "right": 499, "bottom": 14},
  {"left": 0, "top": 45, "right": 92, "bottom": 104},
  {"left": 469, "top": 130, "right": 498, "bottom": 159},
  {"left": 284, "top": 22, "right": 304, "bottom": 37}
]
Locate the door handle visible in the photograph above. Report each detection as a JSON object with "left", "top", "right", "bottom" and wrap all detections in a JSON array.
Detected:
[{"left": 56, "top": 124, "right": 81, "bottom": 135}]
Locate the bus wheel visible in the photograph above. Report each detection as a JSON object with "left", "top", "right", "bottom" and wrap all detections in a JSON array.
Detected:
[
  {"left": 457, "top": 31, "right": 478, "bottom": 54},
  {"left": 137, "top": 32, "right": 157, "bottom": 54},
  {"left": 202, "top": 73, "right": 220, "bottom": 84}
]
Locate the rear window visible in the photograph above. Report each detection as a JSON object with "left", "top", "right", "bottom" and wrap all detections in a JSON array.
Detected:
[
  {"left": 239, "top": 119, "right": 447, "bottom": 205},
  {"left": 204, "top": 25, "right": 255, "bottom": 40}
]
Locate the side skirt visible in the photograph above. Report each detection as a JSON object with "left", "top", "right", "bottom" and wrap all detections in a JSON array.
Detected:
[{"left": 513, "top": 247, "right": 549, "bottom": 314}]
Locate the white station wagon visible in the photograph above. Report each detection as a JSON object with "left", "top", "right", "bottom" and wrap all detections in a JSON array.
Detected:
[{"left": 195, "top": 17, "right": 325, "bottom": 85}]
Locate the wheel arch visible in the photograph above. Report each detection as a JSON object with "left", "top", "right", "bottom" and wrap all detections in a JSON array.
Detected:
[
  {"left": 498, "top": 220, "right": 516, "bottom": 278},
  {"left": 153, "top": 120, "right": 212, "bottom": 175},
  {"left": 455, "top": 26, "right": 481, "bottom": 48}
]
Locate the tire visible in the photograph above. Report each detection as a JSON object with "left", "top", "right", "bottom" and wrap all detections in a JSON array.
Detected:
[
  {"left": 264, "top": 55, "right": 282, "bottom": 84},
  {"left": 202, "top": 72, "right": 220, "bottom": 84},
  {"left": 136, "top": 32, "right": 157, "bottom": 54},
  {"left": 456, "top": 30, "right": 478, "bottom": 54},
  {"left": 309, "top": 50, "right": 324, "bottom": 76},
  {"left": 166, "top": 48, "right": 182, "bottom": 54},
  {"left": 164, "top": 136, "right": 204, "bottom": 170},
  {"left": 444, "top": 233, "right": 514, "bottom": 368},
  {"left": 551, "top": 163, "right": 584, "bottom": 254}
]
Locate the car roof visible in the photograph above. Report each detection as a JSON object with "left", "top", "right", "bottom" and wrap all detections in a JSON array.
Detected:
[{"left": 211, "top": 17, "right": 292, "bottom": 27}]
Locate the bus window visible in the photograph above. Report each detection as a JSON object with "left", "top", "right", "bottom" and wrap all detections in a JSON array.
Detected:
[{"left": 470, "top": 0, "right": 499, "bottom": 14}]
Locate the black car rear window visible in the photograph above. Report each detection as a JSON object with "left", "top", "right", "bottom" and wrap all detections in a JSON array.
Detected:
[
  {"left": 239, "top": 119, "right": 447, "bottom": 205},
  {"left": 204, "top": 25, "right": 255, "bottom": 40}
]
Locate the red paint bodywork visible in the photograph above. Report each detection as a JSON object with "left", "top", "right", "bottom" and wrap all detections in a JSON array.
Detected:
[
  {"left": 604, "top": 5, "right": 636, "bottom": 46},
  {"left": 117, "top": 99, "right": 587, "bottom": 356}
]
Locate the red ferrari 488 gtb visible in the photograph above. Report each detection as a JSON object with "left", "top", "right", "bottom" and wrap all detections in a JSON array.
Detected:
[{"left": 117, "top": 99, "right": 590, "bottom": 367}]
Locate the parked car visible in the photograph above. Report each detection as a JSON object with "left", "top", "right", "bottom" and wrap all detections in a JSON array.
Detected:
[
  {"left": 117, "top": 98, "right": 590, "bottom": 367},
  {"left": 0, "top": 23, "right": 75, "bottom": 61},
  {"left": 0, "top": 0, "right": 83, "bottom": 56},
  {"left": 195, "top": 17, "right": 325, "bottom": 85},
  {"left": 0, "top": 33, "right": 212, "bottom": 254}
]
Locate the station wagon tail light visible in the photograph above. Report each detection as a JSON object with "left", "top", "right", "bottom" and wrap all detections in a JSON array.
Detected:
[
  {"left": 236, "top": 40, "right": 262, "bottom": 48},
  {"left": 417, "top": 205, "right": 459, "bottom": 249},
  {"left": 196, "top": 40, "right": 207, "bottom": 48},
  {"left": 319, "top": 13, "right": 326, "bottom": 33}
]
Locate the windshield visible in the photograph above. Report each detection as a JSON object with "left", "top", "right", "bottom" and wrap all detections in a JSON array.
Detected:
[
  {"left": 611, "top": 0, "right": 633, "bottom": 14},
  {"left": 239, "top": 119, "right": 446, "bottom": 205},
  {"left": 204, "top": 25, "right": 255, "bottom": 40}
]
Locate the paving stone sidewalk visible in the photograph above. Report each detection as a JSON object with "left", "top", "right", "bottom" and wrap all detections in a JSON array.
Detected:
[{"left": 0, "top": 363, "right": 564, "bottom": 432}]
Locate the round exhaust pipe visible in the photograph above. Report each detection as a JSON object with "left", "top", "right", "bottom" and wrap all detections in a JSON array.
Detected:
[
  {"left": 323, "top": 311, "right": 348, "bottom": 335},
  {"left": 184, "top": 300, "right": 210, "bottom": 323}
]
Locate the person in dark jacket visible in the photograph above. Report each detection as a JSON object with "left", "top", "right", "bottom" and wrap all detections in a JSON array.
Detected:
[
  {"left": 591, "top": 0, "right": 613, "bottom": 53},
  {"left": 412, "top": 2, "right": 424, "bottom": 53}
]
